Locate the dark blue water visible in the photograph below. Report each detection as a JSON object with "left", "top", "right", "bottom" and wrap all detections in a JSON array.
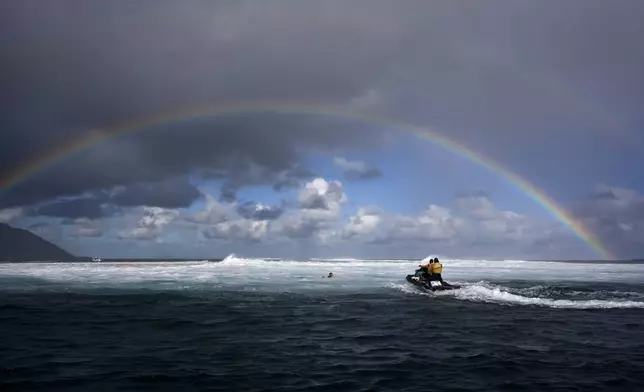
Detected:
[{"left": 2, "top": 283, "right": 644, "bottom": 391}]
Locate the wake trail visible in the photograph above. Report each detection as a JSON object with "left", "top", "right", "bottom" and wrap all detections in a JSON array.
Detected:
[{"left": 390, "top": 281, "right": 644, "bottom": 309}]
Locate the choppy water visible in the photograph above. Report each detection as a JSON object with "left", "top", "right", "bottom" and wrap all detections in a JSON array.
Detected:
[{"left": 1, "top": 256, "right": 644, "bottom": 391}]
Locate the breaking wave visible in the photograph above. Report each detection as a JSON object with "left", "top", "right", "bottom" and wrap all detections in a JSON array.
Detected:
[{"left": 1, "top": 254, "right": 644, "bottom": 310}]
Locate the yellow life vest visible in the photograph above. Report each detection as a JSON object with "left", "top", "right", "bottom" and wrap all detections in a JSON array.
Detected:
[{"left": 431, "top": 262, "right": 443, "bottom": 274}]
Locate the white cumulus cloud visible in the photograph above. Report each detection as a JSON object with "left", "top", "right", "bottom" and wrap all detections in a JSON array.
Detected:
[
  {"left": 67, "top": 177, "right": 614, "bottom": 259},
  {"left": 118, "top": 207, "right": 179, "bottom": 241}
]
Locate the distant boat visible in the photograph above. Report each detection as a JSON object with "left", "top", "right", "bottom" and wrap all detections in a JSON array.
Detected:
[{"left": 91, "top": 256, "right": 102, "bottom": 262}]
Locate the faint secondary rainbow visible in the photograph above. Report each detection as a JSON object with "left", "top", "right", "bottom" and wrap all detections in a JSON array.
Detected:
[{"left": 0, "top": 102, "right": 614, "bottom": 260}]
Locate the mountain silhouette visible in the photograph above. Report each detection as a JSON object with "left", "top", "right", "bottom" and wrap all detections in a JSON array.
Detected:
[{"left": 0, "top": 223, "right": 75, "bottom": 261}]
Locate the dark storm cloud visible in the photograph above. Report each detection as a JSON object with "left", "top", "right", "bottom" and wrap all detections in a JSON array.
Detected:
[
  {"left": 215, "top": 161, "right": 317, "bottom": 202},
  {"left": 0, "top": 0, "right": 392, "bottom": 209},
  {"left": 34, "top": 198, "right": 112, "bottom": 220},
  {"left": 110, "top": 178, "right": 201, "bottom": 209},
  {"left": 572, "top": 185, "right": 644, "bottom": 258},
  {"left": 2, "top": 0, "right": 643, "bottom": 213},
  {"left": 0, "top": 114, "right": 383, "bottom": 208},
  {"left": 27, "top": 178, "right": 200, "bottom": 219}
]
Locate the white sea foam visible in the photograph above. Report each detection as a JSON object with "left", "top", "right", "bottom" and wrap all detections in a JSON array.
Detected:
[
  {"left": 438, "top": 283, "right": 644, "bottom": 309},
  {"left": 1, "top": 255, "right": 643, "bottom": 309}
]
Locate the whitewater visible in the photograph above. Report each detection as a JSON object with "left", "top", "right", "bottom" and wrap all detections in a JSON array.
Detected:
[{"left": 2, "top": 255, "right": 643, "bottom": 310}]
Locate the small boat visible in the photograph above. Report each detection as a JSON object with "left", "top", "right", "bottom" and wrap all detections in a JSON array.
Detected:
[{"left": 91, "top": 256, "right": 102, "bottom": 262}]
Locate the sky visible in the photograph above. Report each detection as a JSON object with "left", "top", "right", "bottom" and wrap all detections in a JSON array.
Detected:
[{"left": 1, "top": 0, "right": 644, "bottom": 260}]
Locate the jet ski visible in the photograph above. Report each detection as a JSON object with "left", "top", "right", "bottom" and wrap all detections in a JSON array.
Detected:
[{"left": 405, "top": 269, "right": 461, "bottom": 291}]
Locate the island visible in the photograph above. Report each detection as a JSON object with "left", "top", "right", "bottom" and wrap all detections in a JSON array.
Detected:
[{"left": 0, "top": 223, "right": 75, "bottom": 262}]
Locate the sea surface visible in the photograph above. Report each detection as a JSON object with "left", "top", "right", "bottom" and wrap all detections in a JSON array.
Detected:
[{"left": 1, "top": 255, "right": 644, "bottom": 391}]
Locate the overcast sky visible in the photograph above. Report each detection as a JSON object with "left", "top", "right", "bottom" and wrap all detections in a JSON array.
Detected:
[{"left": 1, "top": 0, "right": 643, "bottom": 260}]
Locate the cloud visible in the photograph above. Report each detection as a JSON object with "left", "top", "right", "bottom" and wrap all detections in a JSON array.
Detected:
[
  {"left": 12, "top": 175, "right": 616, "bottom": 259},
  {"left": 110, "top": 177, "right": 201, "bottom": 208},
  {"left": 2, "top": 2, "right": 643, "bottom": 259},
  {"left": 202, "top": 220, "right": 269, "bottom": 243},
  {"left": 341, "top": 206, "right": 383, "bottom": 239},
  {"left": 364, "top": 205, "right": 463, "bottom": 245},
  {"left": 236, "top": 202, "right": 283, "bottom": 221},
  {"left": 573, "top": 184, "right": 644, "bottom": 258},
  {"left": 117, "top": 207, "right": 179, "bottom": 241},
  {"left": 0, "top": 114, "right": 381, "bottom": 209},
  {"left": 0, "top": 207, "right": 25, "bottom": 224},
  {"left": 297, "top": 178, "right": 347, "bottom": 211},
  {"left": 181, "top": 194, "right": 276, "bottom": 243},
  {"left": 348, "top": 89, "right": 385, "bottom": 110},
  {"left": 0, "top": 0, "right": 396, "bottom": 209},
  {"left": 35, "top": 198, "right": 115, "bottom": 220},
  {"left": 453, "top": 193, "right": 500, "bottom": 221},
  {"left": 335, "top": 193, "right": 569, "bottom": 259},
  {"left": 183, "top": 178, "right": 348, "bottom": 244},
  {"left": 3, "top": 1, "right": 643, "bottom": 213},
  {"left": 182, "top": 193, "right": 235, "bottom": 225},
  {"left": 111, "top": 177, "right": 571, "bottom": 258},
  {"left": 27, "top": 177, "right": 197, "bottom": 219},
  {"left": 176, "top": 191, "right": 279, "bottom": 243},
  {"left": 215, "top": 163, "right": 317, "bottom": 202},
  {"left": 70, "top": 217, "right": 103, "bottom": 238},
  {"left": 7, "top": 172, "right": 638, "bottom": 259},
  {"left": 333, "top": 157, "right": 383, "bottom": 180}
]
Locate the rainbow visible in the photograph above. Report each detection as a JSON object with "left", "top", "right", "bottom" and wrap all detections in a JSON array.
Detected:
[{"left": 0, "top": 102, "right": 614, "bottom": 260}]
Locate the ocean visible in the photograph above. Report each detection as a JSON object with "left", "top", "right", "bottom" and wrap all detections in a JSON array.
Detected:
[{"left": 1, "top": 256, "right": 644, "bottom": 391}]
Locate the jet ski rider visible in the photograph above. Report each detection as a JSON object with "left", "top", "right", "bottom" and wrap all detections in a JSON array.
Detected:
[
  {"left": 431, "top": 258, "right": 444, "bottom": 283},
  {"left": 418, "top": 258, "right": 434, "bottom": 280}
]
